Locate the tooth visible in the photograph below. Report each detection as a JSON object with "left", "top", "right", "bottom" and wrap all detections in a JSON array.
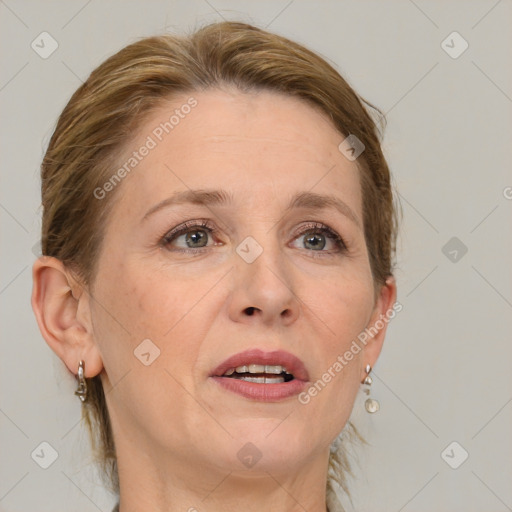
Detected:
[
  {"left": 238, "top": 375, "right": 286, "bottom": 384},
  {"left": 231, "top": 364, "right": 291, "bottom": 375},
  {"left": 241, "top": 376, "right": 265, "bottom": 383},
  {"left": 264, "top": 376, "right": 285, "bottom": 383},
  {"left": 264, "top": 365, "right": 283, "bottom": 374},
  {"left": 248, "top": 364, "right": 266, "bottom": 373}
]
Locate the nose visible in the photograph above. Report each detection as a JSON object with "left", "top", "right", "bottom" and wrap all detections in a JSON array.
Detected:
[{"left": 226, "top": 242, "right": 301, "bottom": 327}]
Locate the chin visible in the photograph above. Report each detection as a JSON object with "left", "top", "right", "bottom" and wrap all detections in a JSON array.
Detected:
[{"left": 222, "top": 419, "right": 316, "bottom": 467}]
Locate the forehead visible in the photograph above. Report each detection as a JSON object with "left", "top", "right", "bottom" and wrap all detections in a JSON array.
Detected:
[{"left": 109, "top": 88, "right": 362, "bottom": 218}]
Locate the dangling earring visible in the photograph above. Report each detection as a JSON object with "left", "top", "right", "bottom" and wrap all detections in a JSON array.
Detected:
[
  {"left": 74, "top": 360, "right": 88, "bottom": 403},
  {"left": 363, "top": 364, "right": 379, "bottom": 413}
]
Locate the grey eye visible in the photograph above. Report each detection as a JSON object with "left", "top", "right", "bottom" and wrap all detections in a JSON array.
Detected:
[
  {"left": 183, "top": 230, "right": 209, "bottom": 248},
  {"left": 303, "top": 232, "right": 327, "bottom": 250}
]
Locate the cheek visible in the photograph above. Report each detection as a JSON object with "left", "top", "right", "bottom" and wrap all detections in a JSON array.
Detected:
[
  {"left": 314, "top": 267, "right": 375, "bottom": 342},
  {"left": 303, "top": 269, "right": 373, "bottom": 405},
  {"left": 91, "top": 259, "right": 226, "bottom": 374},
  {"left": 95, "top": 259, "right": 194, "bottom": 337}
]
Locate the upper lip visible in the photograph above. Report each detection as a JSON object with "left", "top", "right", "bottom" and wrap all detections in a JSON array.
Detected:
[{"left": 210, "top": 348, "right": 310, "bottom": 381}]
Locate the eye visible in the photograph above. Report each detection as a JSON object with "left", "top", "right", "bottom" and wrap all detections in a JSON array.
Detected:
[
  {"left": 160, "top": 220, "right": 347, "bottom": 256},
  {"left": 161, "top": 220, "right": 217, "bottom": 252},
  {"left": 291, "top": 222, "right": 347, "bottom": 254}
]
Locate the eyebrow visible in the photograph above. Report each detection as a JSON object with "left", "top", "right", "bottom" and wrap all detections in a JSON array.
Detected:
[
  {"left": 142, "top": 189, "right": 233, "bottom": 222},
  {"left": 142, "top": 189, "right": 361, "bottom": 227}
]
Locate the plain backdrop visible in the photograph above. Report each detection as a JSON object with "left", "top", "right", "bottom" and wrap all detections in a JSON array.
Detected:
[{"left": 1, "top": 1, "right": 511, "bottom": 511}]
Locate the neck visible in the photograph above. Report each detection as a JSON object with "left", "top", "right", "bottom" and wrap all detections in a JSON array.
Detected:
[{"left": 114, "top": 436, "right": 331, "bottom": 512}]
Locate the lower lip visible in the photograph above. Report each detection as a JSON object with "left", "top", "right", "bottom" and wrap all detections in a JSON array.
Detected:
[{"left": 210, "top": 376, "right": 308, "bottom": 401}]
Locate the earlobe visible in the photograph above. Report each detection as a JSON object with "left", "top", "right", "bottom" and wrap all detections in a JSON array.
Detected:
[{"left": 31, "top": 256, "right": 103, "bottom": 378}]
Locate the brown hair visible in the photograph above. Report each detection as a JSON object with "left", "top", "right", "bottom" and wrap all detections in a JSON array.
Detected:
[{"left": 40, "top": 20, "right": 398, "bottom": 509}]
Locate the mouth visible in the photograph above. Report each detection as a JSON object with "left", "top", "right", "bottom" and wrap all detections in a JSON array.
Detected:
[
  {"left": 222, "top": 364, "right": 295, "bottom": 383},
  {"left": 209, "top": 348, "right": 309, "bottom": 401}
]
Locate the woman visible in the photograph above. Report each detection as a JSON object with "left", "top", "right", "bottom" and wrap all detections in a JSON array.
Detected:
[{"left": 31, "top": 21, "right": 398, "bottom": 512}]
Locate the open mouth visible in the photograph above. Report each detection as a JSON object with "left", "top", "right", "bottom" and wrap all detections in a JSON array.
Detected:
[
  {"left": 210, "top": 349, "right": 308, "bottom": 401},
  {"left": 222, "top": 364, "right": 295, "bottom": 384}
]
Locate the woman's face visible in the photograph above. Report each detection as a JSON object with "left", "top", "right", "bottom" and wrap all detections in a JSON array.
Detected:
[{"left": 87, "top": 89, "right": 394, "bottom": 475}]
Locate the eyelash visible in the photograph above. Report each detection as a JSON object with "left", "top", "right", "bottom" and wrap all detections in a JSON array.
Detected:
[{"left": 160, "top": 219, "right": 347, "bottom": 257}]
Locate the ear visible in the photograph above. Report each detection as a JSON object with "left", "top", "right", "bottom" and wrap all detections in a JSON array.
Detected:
[
  {"left": 359, "top": 275, "right": 398, "bottom": 379},
  {"left": 31, "top": 256, "right": 104, "bottom": 378}
]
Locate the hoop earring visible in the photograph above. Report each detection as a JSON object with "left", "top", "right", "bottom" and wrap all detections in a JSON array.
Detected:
[
  {"left": 74, "top": 360, "right": 88, "bottom": 403},
  {"left": 363, "top": 364, "right": 379, "bottom": 413}
]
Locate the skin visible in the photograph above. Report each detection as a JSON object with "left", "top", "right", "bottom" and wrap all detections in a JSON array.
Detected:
[{"left": 32, "top": 88, "right": 396, "bottom": 512}]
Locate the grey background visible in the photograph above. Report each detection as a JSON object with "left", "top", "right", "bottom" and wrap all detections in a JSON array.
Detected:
[{"left": 1, "top": 1, "right": 511, "bottom": 511}]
